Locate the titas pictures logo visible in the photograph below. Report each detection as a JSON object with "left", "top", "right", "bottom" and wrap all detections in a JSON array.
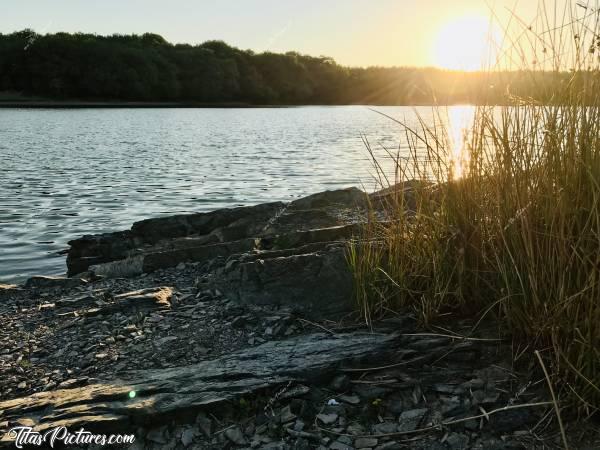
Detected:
[{"left": 5, "top": 426, "right": 135, "bottom": 448}]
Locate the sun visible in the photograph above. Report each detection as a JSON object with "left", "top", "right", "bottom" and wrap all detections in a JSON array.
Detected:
[{"left": 433, "top": 15, "right": 498, "bottom": 71}]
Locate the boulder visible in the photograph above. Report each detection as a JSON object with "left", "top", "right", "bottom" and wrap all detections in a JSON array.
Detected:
[
  {"left": 87, "top": 239, "right": 258, "bottom": 278},
  {"left": 67, "top": 202, "right": 284, "bottom": 276},
  {"left": 65, "top": 188, "right": 371, "bottom": 277},
  {"left": 214, "top": 246, "right": 353, "bottom": 318}
]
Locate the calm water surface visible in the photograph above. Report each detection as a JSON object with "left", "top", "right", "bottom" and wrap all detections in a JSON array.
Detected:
[{"left": 0, "top": 106, "right": 471, "bottom": 282}]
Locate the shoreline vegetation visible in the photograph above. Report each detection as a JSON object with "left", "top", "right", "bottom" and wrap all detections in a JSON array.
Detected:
[
  {"left": 347, "top": 1, "right": 600, "bottom": 432},
  {"left": 1, "top": 30, "right": 598, "bottom": 107}
]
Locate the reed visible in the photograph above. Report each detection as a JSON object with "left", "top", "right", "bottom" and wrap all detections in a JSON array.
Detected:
[{"left": 348, "top": 1, "right": 600, "bottom": 413}]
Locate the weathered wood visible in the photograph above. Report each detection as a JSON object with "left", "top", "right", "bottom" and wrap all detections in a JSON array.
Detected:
[{"left": 0, "top": 333, "right": 398, "bottom": 435}]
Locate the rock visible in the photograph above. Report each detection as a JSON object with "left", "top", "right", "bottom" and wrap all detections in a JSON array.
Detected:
[
  {"left": 225, "top": 426, "right": 247, "bottom": 445},
  {"left": 0, "top": 284, "right": 17, "bottom": 290},
  {"left": 440, "top": 396, "right": 463, "bottom": 416},
  {"left": 445, "top": 432, "right": 469, "bottom": 449},
  {"left": 368, "top": 180, "right": 428, "bottom": 211},
  {"left": 374, "top": 442, "right": 403, "bottom": 450},
  {"left": 195, "top": 413, "right": 212, "bottom": 437},
  {"left": 317, "top": 413, "right": 339, "bottom": 425},
  {"left": 23, "top": 276, "right": 86, "bottom": 290},
  {"left": 289, "top": 187, "right": 367, "bottom": 210},
  {"left": 0, "top": 333, "right": 399, "bottom": 432},
  {"left": 346, "top": 424, "right": 365, "bottom": 436},
  {"left": 373, "top": 422, "right": 397, "bottom": 434},
  {"left": 67, "top": 202, "right": 284, "bottom": 275},
  {"left": 55, "top": 293, "right": 96, "bottom": 308},
  {"left": 89, "top": 255, "right": 145, "bottom": 278},
  {"left": 329, "top": 374, "right": 351, "bottom": 391},
  {"left": 132, "top": 202, "right": 284, "bottom": 243},
  {"left": 180, "top": 427, "right": 196, "bottom": 447},
  {"left": 214, "top": 247, "right": 353, "bottom": 319},
  {"left": 330, "top": 440, "right": 354, "bottom": 450},
  {"left": 141, "top": 239, "right": 256, "bottom": 273},
  {"left": 279, "top": 405, "right": 296, "bottom": 423},
  {"left": 114, "top": 286, "right": 173, "bottom": 311},
  {"left": 262, "top": 224, "right": 360, "bottom": 251},
  {"left": 146, "top": 426, "right": 169, "bottom": 444},
  {"left": 66, "top": 188, "right": 370, "bottom": 278},
  {"left": 339, "top": 394, "right": 360, "bottom": 405},
  {"left": 397, "top": 408, "right": 428, "bottom": 432},
  {"left": 355, "top": 437, "right": 378, "bottom": 448}
]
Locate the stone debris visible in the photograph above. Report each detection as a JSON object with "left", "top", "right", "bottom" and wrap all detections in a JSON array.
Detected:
[{"left": 0, "top": 186, "right": 595, "bottom": 449}]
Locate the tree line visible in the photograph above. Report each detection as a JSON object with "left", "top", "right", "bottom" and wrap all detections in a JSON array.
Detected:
[{"left": 0, "top": 30, "right": 586, "bottom": 105}]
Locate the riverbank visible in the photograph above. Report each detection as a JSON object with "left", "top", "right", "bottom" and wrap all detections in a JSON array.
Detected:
[
  {"left": 0, "top": 100, "right": 497, "bottom": 108},
  {"left": 1, "top": 186, "right": 597, "bottom": 449}
]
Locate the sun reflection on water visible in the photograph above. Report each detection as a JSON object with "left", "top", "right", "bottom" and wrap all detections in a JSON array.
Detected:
[{"left": 446, "top": 106, "right": 476, "bottom": 180}]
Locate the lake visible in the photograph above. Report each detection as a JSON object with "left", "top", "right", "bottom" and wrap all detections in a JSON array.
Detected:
[{"left": 0, "top": 105, "right": 473, "bottom": 282}]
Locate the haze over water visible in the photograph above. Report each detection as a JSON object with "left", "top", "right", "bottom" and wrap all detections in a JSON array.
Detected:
[{"left": 0, "top": 106, "right": 472, "bottom": 282}]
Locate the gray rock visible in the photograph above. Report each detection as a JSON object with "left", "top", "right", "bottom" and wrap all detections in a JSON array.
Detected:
[
  {"left": 225, "top": 426, "right": 247, "bottom": 445},
  {"left": 114, "top": 286, "right": 173, "bottom": 311},
  {"left": 195, "top": 413, "right": 212, "bottom": 437},
  {"left": 397, "top": 408, "right": 428, "bottom": 432},
  {"left": 262, "top": 224, "right": 360, "bottom": 251},
  {"left": 329, "top": 374, "right": 351, "bottom": 391},
  {"left": 146, "top": 426, "right": 168, "bottom": 444},
  {"left": 373, "top": 422, "right": 397, "bottom": 434},
  {"left": 330, "top": 440, "right": 354, "bottom": 450},
  {"left": 214, "top": 247, "right": 353, "bottom": 318},
  {"left": 317, "top": 413, "right": 338, "bottom": 425},
  {"left": 0, "top": 333, "right": 399, "bottom": 432},
  {"left": 374, "top": 442, "right": 403, "bottom": 450},
  {"left": 445, "top": 432, "right": 469, "bottom": 449},
  {"left": 67, "top": 201, "right": 284, "bottom": 275},
  {"left": 89, "top": 255, "right": 145, "bottom": 278},
  {"left": 289, "top": 187, "right": 367, "bottom": 210},
  {"left": 24, "top": 276, "right": 86, "bottom": 290},
  {"left": 339, "top": 394, "right": 360, "bottom": 405},
  {"left": 180, "top": 427, "right": 196, "bottom": 447},
  {"left": 354, "top": 437, "right": 378, "bottom": 448}
]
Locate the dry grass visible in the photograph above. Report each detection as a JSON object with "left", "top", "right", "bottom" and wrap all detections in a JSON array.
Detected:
[{"left": 348, "top": 1, "right": 600, "bottom": 414}]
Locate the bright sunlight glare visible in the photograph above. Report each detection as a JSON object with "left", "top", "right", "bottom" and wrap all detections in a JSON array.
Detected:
[{"left": 433, "top": 15, "right": 498, "bottom": 71}]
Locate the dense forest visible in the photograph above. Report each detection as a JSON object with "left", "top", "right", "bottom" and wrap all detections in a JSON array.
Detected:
[{"left": 0, "top": 30, "right": 583, "bottom": 105}]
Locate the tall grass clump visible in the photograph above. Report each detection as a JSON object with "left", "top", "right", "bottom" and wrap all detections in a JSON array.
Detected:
[{"left": 349, "top": 1, "right": 600, "bottom": 413}]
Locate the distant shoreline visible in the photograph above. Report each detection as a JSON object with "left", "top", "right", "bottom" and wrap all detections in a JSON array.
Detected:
[
  {"left": 0, "top": 101, "right": 295, "bottom": 109},
  {"left": 0, "top": 100, "right": 487, "bottom": 109}
]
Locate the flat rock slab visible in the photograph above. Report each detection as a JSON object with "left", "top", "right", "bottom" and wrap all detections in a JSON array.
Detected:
[
  {"left": 114, "top": 286, "right": 173, "bottom": 310},
  {"left": 23, "top": 276, "right": 86, "bottom": 290},
  {"left": 0, "top": 333, "right": 398, "bottom": 436},
  {"left": 214, "top": 247, "right": 353, "bottom": 318}
]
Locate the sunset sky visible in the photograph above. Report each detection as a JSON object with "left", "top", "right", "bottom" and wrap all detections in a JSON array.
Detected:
[{"left": 1, "top": 0, "right": 574, "bottom": 68}]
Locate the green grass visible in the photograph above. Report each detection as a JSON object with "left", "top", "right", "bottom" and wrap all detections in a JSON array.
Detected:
[{"left": 348, "top": 1, "right": 600, "bottom": 415}]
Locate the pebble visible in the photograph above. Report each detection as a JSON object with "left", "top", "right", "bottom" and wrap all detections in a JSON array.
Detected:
[
  {"left": 317, "top": 413, "right": 339, "bottom": 425},
  {"left": 224, "top": 426, "right": 247, "bottom": 445},
  {"left": 355, "top": 437, "right": 378, "bottom": 448}
]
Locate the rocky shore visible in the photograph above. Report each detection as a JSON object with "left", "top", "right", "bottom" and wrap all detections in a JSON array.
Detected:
[{"left": 0, "top": 187, "right": 597, "bottom": 449}]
